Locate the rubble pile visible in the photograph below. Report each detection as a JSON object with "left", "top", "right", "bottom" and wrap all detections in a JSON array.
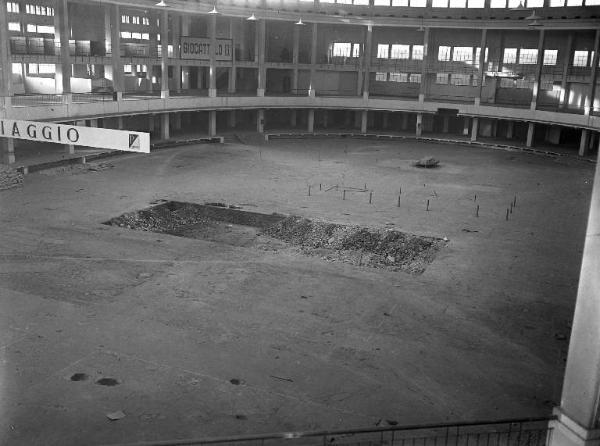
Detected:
[
  {"left": 264, "top": 216, "right": 445, "bottom": 274},
  {"left": 0, "top": 165, "right": 24, "bottom": 191}
]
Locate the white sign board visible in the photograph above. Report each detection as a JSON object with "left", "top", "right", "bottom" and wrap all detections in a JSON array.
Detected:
[
  {"left": 180, "top": 37, "right": 233, "bottom": 61},
  {"left": 0, "top": 119, "right": 150, "bottom": 153}
]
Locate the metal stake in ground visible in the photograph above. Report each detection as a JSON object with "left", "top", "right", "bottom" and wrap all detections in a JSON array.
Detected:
[
  {"left": 476, "top": 204, "right": 479, "bottom": 217},
  {"left": 343, "top": 190, "right": 346, "bottom": 200},
  {"left": 510, "top": 202, "right": 513, "bottom": 214},
  {"left": 474, "top": 194, "right": 477, "bottom": 202},
  {"left": 320, "top": 183, "right": 322, "bottom": 191},
  {"left": 513, "top": 195, "right": 517, "bottom": 207},
  {"left": 426, "top": 199, "right": 430, "bottom": 211},
  {"left": 369, "top": 191, "right": 373, "bottom": 204},
  {"left": 397, "top": 195, "right": 401, "bottom": 207},
  {"left": 506, "top": 208, "right": 509, "bottom": 221},
  {"left": 308, "top": 185, "right": 311, "bottom": 196}
]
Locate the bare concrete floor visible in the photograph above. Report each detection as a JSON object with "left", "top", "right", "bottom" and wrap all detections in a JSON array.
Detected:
[{"left": 0, "top": 138, "right": 594, "bottom": 445}]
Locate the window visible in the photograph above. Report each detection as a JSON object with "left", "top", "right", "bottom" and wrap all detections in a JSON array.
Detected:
[
  {"left": 503, "top": 48, "right": 517, "bottom": 64},
  {"left": 412, "top": 45, "right": 424, "bottom": 60},
  {"left": 543, "top": 49, "right": 558, "bottom": 65},
  {"left": 389, "top": 72, "right": 408, "bottom": 82},
  {"left": 354, "top": 0, "right": 370, "bottom": 4},
  {"left": 451, "top": 73, "right": 471, "bottom": 85},
  {"left": 38, "top": 63, "right": 54, "bottom": 74},
  {"left": 141, "top": 33, "right": 150, "bottom": 40},
  {"left": 26, "top": 23, "right": 36, "bottom": 32},
  {"left": 142, "top": 17, "right": 150, "bottom": 25},
  {"left": 432, "top": 0, "right": 448, "bottom": 6},
  {"left": 467, "top": 0, "right": 485, "bottom": 7},
  {"left": 123, "top": 64, "right": 132, "bottom": 74},
  {"left": 410, "top": 0, "right": 426, "bottom": 7},
  {"left": 37, "top": 25, "right": 54, "bottom": 33},
  {"left": 7, "top": 1, "right": 19, "bottom": 12},
  {"left": 390, "top": 44, "right": 410, "bottom": 59},
  {"left": 8, "top": 21, "right": 21, "bottom": 31},
  {"left": 490, "top": 0, "right": 506, "bottom": 6},
  {"left": 120, "top": 31, "right": 132, "bottom": 39},
  {"left": 507, "top": 0, "right": 521, "bottom": 6},
  {"left": 573, "top": 50, "right": 588, "bottom": 67},
  {"left": 566, "top": 0, "right": 583, "bottom": 4},
  {"left": 28, "top": 63, "right": 38, "bottom": 74},
  {"left": 352, "top": 43, "right": 361, "bottom": 57},
  {"left": 375, "top": 72, "right": 388, "bottom": 81},
  {"left": 392, "top": 0, "right": 409, "bottom": 4},
  {"left": 474, "top": 47, "right": 489, "bottom": 65},
  {"left": 449, "top": 0, "right": 467, "bottom": 7},
  {"left": 332, "top": 42, "right": 351, "bottom": 57},
  {"left": 527, "top": 0, "right": 543, "bottom": 5},
  {"left": 409, "top": 73, "right": 422, "bottom": 83},
  {"left": 540, "top": 75, "right": 554, "bottom": 90},
  {"left": 25, "top": 3, "right": 53, "bottom": 15},
  {"left": 132, "top": 16, "right": 140, "bottom": 24},
  {"left": 549, "top": 0, "right": 564, "bottom": 5},
  {"left": 586, "top": 0, "right": 600, "bottom": 4},
  {"left": 453, "top": 46, "right": 473, "bottom": 62},
  {"left": 436, "top": 72, "right": 449, "bottom": 84},
  {"left": 519, "top": 49, "right": 538, "bottom": 64},
  {"left": 377, "top": 44, "right": 389, "bottom": 59},
  {"left": 500, "top": 78, "right": 516, "bottom": 88},
  {"left": 374, "top": 0, "right": 390, "bottom": 3},
  {"left": 121, "top": 15, "right": 130, "bottom": 23},
  {"left": 438, "top": 46, "right": 451, "bottom": 61},
  {"left": 131, "top": 32, "right": 142, "bottom": 40}
]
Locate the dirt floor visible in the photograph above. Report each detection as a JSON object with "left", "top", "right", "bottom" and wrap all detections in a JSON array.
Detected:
[{"left": 0, "top": 137, "right": 594, "bottom": 445}]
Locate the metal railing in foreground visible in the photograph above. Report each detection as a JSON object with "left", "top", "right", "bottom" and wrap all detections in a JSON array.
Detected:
[{"left": 103, "top": 416, "right": 554, "bottom": 446}]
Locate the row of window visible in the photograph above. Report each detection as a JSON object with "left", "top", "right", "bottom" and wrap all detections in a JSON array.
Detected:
[
  {"left": 7, "top": 2, "right": 55, "bottom": 15},
  {"left": 375, "top": 72, "right": 422, "bottom": 82},
  {"left": 121, "top": 31, "right": 151, "bottom": 40},
  {"left": 121, "top": 15, "right": 151, "bottom": 26},
  {"left": 8, "top": 21, "right": 54, "bottom": 33},
  {"left": 375, "top": 44, "right": 424, "bottom": 60}
]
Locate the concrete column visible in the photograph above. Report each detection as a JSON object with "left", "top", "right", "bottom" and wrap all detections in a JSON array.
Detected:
[
  {"left": 117, "top": 116, "right": 124, "bottom": 130},
  {"left": 88, "top": 119, "right": 98, "bottom": 128},
  {"left": 160, "top": 10, "right": 169, "bottom": 98},
  {"left": 419, "top": 27, "right": 430, "bottom": 103},
  {"left": 402, "top": 113, "right": 409, "bottom": 131},
  {"left": 292, "top": 24, "right": 299, "bottom": 94},
  {"left": 549, "top": 143, "right": 600, "bottom": 446},
  {"left": 256, "top": 20, "right": 266, "bottom": 97},
  {"left": 307, "top": 109, "right": 315, "bottom": 133},
  {"left": 54, "top": 0, "right": 71, "bottom": 99},
  {"left": 108, "top": 4, "right": 123, "bottom": 99},
  {"left": 584, "top": 29, "right": 600, "bottom": 116},
  {"left": 148, "top": 115, "right": 155, "bottom": 134},
  {"left": 160, "top": 113, "right": 170, "bottom": 140},
  {"left": 208, "top": 13, "right": 217, "bottom": 97},
  {"left": 181, "top": 17, "right": 190, "bottom": 90},
  {"left": 309, "top": 23, "right": 318, "bottom": 97},
  {"left": 491, "top": 119, "right": 498, "bottom": 138},
  {"left": 228, "top": 18, "right": 236, "bottom": 94},
  {"left": 470, "top": 118, "right": 479, "bottom": 142},
  {"left": 475, "top": 29, "right": 487, "bottom": 106},
  {"left": 0, "top": 0, "right": 13, "bottom": 107},
  {"left": 530, "top": 29, "right": 545, "bottom": 111},
  {"left": 442, "top": 115, "right": 450, "bottom": 133},
  {"left": 463, "top": 117, "right": 470, "bottom": 136},
  {"left": 1, "top": 139, "right": 15, "bottom": 164},
  {"left": 526, "top": 122, "right": 535, "bottom": 147},
  {"left": 228, "top": 110, "right": 236, "bottom": 128},
  {"left": 361, "top": 110, "right": 368, "bottom": 133},
  {"left": 362, "top": 25, "right": 373, "bottom": 99},
  {"left": 382, "top": 112, "right": 389, "bottom": 130},
  {"left": 579, "top": 129, "right": 590, "bottom": 157},
  {"left": 322, "top": 111, "right": 329, "bottom": 129},
  {"left": 208, "top": 110, "right": 217, "bottom": 137},
  {"left": 559, "top": 33, "right": 573, "bottom": 109},
  {"left": 416, "top": 113, "right": 423, "bottom": 137},
  {"left": 172, "top": 14, "right": 181, "bottom": 92},
  {"left": 257, "top": 109, "right": 265, "bottom": 133},
  {"left": 506, "top": 120, "right": 514, "bottom": 139},
  {"left": 290, "top": 110, "right": 297, "bottom": 127}
]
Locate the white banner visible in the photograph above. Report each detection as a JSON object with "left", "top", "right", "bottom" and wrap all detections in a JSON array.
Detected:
[
  {"left": 0, "top": 119, "right": 150, "bottom": 153},
  {"left": 180, "top": 37, "right": 233, "bottom": 61}
]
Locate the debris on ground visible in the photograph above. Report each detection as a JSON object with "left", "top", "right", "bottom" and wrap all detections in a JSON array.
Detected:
[
  {"left": 106, "top": 410, "right": 126, "bottom": 421},
  {"left": 414, "top": 157, "right": 440, "bottom": 168},
  {"left": 0, "top": 165, "right": 24, "bottom": 191}
]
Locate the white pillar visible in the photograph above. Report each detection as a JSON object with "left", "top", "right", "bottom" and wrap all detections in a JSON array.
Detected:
[
  {"left": 307, "top": 109, "right": 315, "bottom": 133},
  {"left": 160, "top": 9, "right": 169, "bottom": 98},
  {"left": 580, "top": 129, "right": 590, "bottom": 157},
  {"left": 257, "top": 109, "right": 265, "bottom": 133},
  {"left": 416, "top": 113, "right": 423, "bottom": 137},
  {"left": 209, "top": 110, "right": 217, "bottom": 137},
  {"left": 419, "top": 27, "right": 430, "bottom": 103},
  {"left": 550, "top": 146, "right": 600, "bottom": 446},
  {"left": 506, "top": 120, "right": 514, "bottom": 139},
  {"left": 160, "top": 113, "right": 170, "bottom": 140},
  {"left": 361, "top": 110, "right": 368, "bottom": 134},
  {"left": 470, "top": 117, "right": 479, "bottom": 142},
  {"left": 208, "top": 13, "right": 217, "bottom": 98},
  {"left": 256, "top": 20, "right": 266, "bottom": 97},
  {"left": 463, "top": 117, "right": 470, "bottom": 136},
  {"left": 526, "top": 122, "right": 535, "bottom": 147}
]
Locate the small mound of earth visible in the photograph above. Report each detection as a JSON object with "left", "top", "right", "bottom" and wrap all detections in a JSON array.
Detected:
[
  {"left": 0, "top": 164, "right": 24, "bottom": 191},
  {"left": 104, "top": 202, "right": 445, "bottom": 274},
  {"left": 264, "top": 216, "right": 445, "bottom": 274},
  {"left": 414, "top": 157, "right": 440, "bottom": 168}
]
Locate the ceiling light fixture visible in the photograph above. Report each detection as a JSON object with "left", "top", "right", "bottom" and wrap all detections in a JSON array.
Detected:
[
  {"left": 208, "top": 5, "right": 219, "bottom": 14},
  {"left": 155, "top": 0, "right": 168, "bottom": 6},
  {"left": 295, "top": 18, "right": 305, "bottom": 25},
  {"left": 247, "top": 13, "right": 257, "bottom": 20}
]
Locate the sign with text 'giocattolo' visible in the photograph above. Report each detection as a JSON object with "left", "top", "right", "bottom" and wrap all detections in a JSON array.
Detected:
[
  {"left": 180, "top": 37, "right": 233, "bottom": 61},
  {"left": 0, "top": 119, "right": 150, "bottom": 153}
]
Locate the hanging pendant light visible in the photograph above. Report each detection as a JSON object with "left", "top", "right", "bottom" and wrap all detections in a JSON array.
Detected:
[
  {"left": 208, "top": 5, "right": 219, "bottom": 14},
  {"left": 295, "top": 18, "right": 305, "bottom": 25},
  {"left": 247, "top": 13, "right": 257, "bottom": 21},
  {"left": 155, "top": 0, "right": 168, "bottom": 7}
]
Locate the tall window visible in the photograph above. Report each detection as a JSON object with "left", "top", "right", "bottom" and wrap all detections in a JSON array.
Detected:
[
  {"left": 332, "top": 42, "right": 351, "bottom": 57},
  {"left": 453, "top": 46, "right": 473, "bottom": 62},
  {"left": 438, "top": 46, "right": 451, "bottom": 61},
  {"left": 503, "top": 48, "right": 517, "bottom": 64},
  {"left": 543, "top": 49, "right": 558, "bottom": 65},
  {"left": 573, "top": 50, "right": 588, "bottom": 67},
  {"left": 409, "top": 73, "right": 422, "bottom": 83},
  {"left": 389, "top": 72, "right": 408, "bottom": 82},
  {"left": 8, "top": 22, "right": 21, "bottom": 31},
  {"left": 377, "top": 44, "right": 389, "bottom": 59},
  {"left": 412, "top": 45, "right": 424, "bottom": 60},
  {"left": 436, "top": 72, "right": 449, "bottom": 84},
  {"left": 7, "top": 1, "right": 20, "bottom": 12},
  {"left": 519, "top": 49, "right": 538, "bottom": 64},
  {"left": 375, "top": 72, "right": 388, "bottom": 81},
  {"left": 451, "top": 73, "right": 471, "bottom": 85},
  {"left": 390, "top": 44, "right": 410, "bottom": 59}
]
